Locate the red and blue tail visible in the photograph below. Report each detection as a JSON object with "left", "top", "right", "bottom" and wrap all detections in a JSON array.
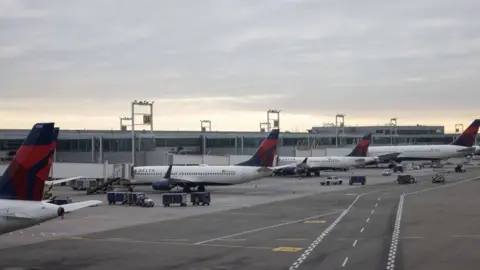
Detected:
[
  {"left": 236, "top": 129, "right": 280, "bottom": 167},
  {"left": 347, "top": 133, "right": 372, "bottom": 157},
  {"left": 0, "top": 123, "right": 56, "bottom": 201},
  {"left": 451, "top": 119, "right": 480, "bottom": 147}
]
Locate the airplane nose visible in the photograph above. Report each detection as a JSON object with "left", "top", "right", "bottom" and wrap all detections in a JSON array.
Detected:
[{"left": 57, "top": 207, "right": 65, "bottom": 217}]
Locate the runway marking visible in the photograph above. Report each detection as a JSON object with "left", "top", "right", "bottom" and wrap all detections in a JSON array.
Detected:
[
  {"left": 451, "top": 235, "right": 480, "bottom": 238},
  {"left": 342, "top": 257, "right": 348, "bottom": 267},
  {"left": 360, "top": 227, "right": 364, "bottom": 233},
  {"left": 289, "top": 194, "right": 363, "bottom": 270},
  {"left": 366, "top": 218, "right": 370, "bottom": 223},
  {"left": 194, "top": 210, "right": 343, "bottom": 245},
  {"left": 404, "top": 176, "right": 479, "bottom": 196},
  {"left": 399, "top": 236, "right": 424, "bottom": 239},
  {"left": 304, "top": 220, "right": 326, "bottom": 224},
  {"left": 217, "top": 239, "right": 246, "bottom": 241},
  {"left": 375, "top": 203, "right": 378, "bottom": 207},
  {"left": 352, "top": 239, "right": 357, "bottom": 247},
  {"left": 387, "top": 194, "right": 404, "bottom": 270},
  {"left": 69, "top": 237, "right": 273, "bottom": 250},
  {"left": 273, "top": 247, "right": 303, "bottom": 252},
  {"left": 371, "top": 209, "right": 375, "bottom": 214},
  {"left": 378, "top": 197, "right": 381, "bottom": 201},
  {"left": 277, "top": 239, "right": 306, "bottom": 241}
]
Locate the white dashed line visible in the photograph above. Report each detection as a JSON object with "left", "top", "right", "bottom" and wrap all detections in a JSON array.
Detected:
[
  {"left": 360, "top": 227, "right": 364, "bottom": 233},
  {"left": 378, "top": 197, "right": 381, "bottom": 201},
  {"left": 342, "top": 257, "right": 349, "bottom": 267},
  {"left": 386, "top": 194, "right": 404, "bottom": 270},
  {"left": 375, "top": 203, "right": 378, "bottom": 207},
  {"left": 371, "top": 209, "right": 375, "bottom": 214},
  {"left": 352, "top": 239, "right": 357, "bottom": 247},
  {"left": 366, "top": 218, "right": 370, "bottom": 223},
  {"left": 289, "top": 194, "right": 363, "bottom": 270}
]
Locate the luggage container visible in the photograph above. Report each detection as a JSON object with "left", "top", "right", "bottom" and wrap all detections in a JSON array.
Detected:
[
  {"left": 162, "top": 193, "right": 187, "bottom": 207},
  {"left": 190, "top": 192, "right": 211, "bottom": 206},
  {"left": 107, "top": 191, "right": 127, "bottom": 204}
]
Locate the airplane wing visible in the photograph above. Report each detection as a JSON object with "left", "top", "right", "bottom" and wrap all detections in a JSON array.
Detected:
[
  {"left": 272, "top": 158, "right": 308, "bottom": 171},
  {"left": 45, "top": 176, "right": 85, "bottom": 186},
  {"left": 457, "top": 147, "right": 476, "bottom": 153},
  {"left": 376, "top": 152, "right": 401, "bottom": 160},
  {"left": 62, "top": 200, "right": 102, "bottom": 212}
]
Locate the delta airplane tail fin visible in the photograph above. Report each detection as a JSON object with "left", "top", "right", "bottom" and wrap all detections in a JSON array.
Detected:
[
  {"left": 346, "top": 133, "right": 372, "bottom": 157},
  {"left": 0, "top": 123, "right": 56, "bottom": 201},
  {"left": 236, "top": 129, "right": 280, "bottom": 167},
  {"left": 451, "top": 119, "right": 480, "bottom": 147}
]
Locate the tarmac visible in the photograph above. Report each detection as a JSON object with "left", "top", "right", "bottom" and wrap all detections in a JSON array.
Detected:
[{"left": 0, "top": 166, "right": 479, "bottom": 269}]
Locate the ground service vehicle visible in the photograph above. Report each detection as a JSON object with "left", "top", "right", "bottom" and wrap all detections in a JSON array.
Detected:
[
  {"left": 432, "top": 173, "right": 446, "bottom": 183},
  {"left": 455, "top": 165, "right": 466, "bottom": 173},
  {"left": 107, "top": 192, "right": 154, "bottom": 207},
  {"left": 397, "top": 174, "right": 417, "bottom": 184},
  {"left": 163, "top": 193, "right": 188, "bottom": 207},
  {"left": 320, "top": 176, "right": 343, "bottom": 185},
  {"left": 381, "top": 169, "right": 392, "bottom": 176},
  {"left": 349, "top": 176, "right": 366, "bottom": 185},
  {"left": 191, "top": 192, "right": 211, "bottom": 206}
]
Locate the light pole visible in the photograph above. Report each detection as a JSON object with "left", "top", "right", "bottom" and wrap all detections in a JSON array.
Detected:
[
  {"left": 200, "top": 120, "right": 211, "bottom": 132},
  {"left": 131, "top": 100, "right": 154, "bottom": 166}
]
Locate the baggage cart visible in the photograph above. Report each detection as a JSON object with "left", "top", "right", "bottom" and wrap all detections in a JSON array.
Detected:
[
  {"left": 162, "top": 193, "right": 187, "bottom": 207},
  {"left": 190, "top": 192, "right": 211, "bottom": 206}
]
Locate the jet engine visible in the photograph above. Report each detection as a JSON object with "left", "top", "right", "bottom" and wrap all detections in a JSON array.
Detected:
[
  {"left": 57, "top": 206, "right": 65, "bottom": 217},
  {"left": 152, "top": 180, "right": 173, "bottom": 191}
]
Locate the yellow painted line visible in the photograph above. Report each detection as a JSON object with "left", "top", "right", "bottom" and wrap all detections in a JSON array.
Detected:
[
  {"left": 304, "top": 220, "right": 326, "bottom": 224},
  {"left": 272, "top": 247, "right": 303, "bottom": 252},
  {"left": 277, "top": 239, "right": 306, "bottom": 241}
]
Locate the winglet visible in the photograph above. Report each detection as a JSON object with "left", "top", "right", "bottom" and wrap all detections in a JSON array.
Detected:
[{"left": 164, "top": 165, "right": 173, "bottom": 179}]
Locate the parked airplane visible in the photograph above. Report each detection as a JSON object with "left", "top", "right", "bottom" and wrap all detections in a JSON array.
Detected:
[
  {"left": 364, "top": 119, "right": 480, "bottom": 165},
  {"left": 274, "top": 133, "right": 395, "bottom": 176},
  {"left": 0, "top": 122, "right": 101, "bottom": 235},
  {"left": 131, "top": 129, "right": 288, "bottom": 192}
]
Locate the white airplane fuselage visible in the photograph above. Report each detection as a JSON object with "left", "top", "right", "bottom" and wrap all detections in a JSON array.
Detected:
[
  {"left": 278, "top": 156, "right": 365, "bottom": 170},
  {"left": 0, "top": 199, "right": 62, "bottom": 235},
  {"left": 368, "top": 144, "right": 469, "bottom": 161},
  {"left": 132, "top": 165, "right": 273, "bottom": 187}
]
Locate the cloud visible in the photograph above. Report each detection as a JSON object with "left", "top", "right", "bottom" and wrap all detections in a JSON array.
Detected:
[{"left": 0, "top": 0, "right": 479, "bottom": 132}]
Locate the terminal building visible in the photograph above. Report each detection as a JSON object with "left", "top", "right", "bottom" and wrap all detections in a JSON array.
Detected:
[{"left": 0, "top": 124, "right": 467, "bottom": 166}]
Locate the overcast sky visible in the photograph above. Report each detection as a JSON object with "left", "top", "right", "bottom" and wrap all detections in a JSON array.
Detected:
[{"left": 0, "top": 0, "right": 479, "bottom": 132}]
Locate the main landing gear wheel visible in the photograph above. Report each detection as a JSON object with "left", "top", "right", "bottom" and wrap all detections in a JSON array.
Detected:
[
  {"left": 198, "top": 185, "right": 206, "bottom": 192},
  {"left": 183, "top": 186, "right": 191, "bottom": 193}
]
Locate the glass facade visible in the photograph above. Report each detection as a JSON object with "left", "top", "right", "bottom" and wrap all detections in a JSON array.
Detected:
[{"left": 0, "top": 133, "right": 464, "bottom": 152}]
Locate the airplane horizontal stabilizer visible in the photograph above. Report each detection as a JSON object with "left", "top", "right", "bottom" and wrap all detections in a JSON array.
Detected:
[{"left": 62, "top": 200, "right": 102, "bottom": 212}]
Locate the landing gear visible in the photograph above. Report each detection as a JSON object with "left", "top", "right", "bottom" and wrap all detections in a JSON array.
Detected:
[
  {"left": 314, "top": 171, "right": 320, "bottom": 176},
  {"left": 182, "top": 186, "right": 191, "bottom": 193},
  {"left": 128, "top": 186, "right": 133, "bottom": 192},
  {"left": 197, "top": 185, "right": 206, "bottom": 192}
]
